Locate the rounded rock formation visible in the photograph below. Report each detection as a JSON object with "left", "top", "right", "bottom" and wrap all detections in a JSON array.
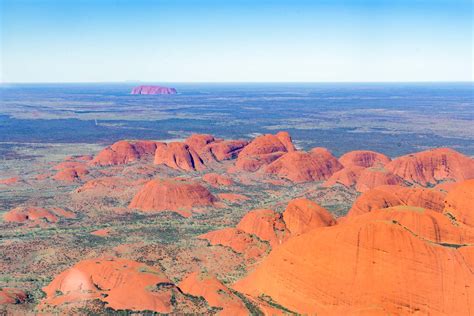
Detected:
[
  {"left": 265, "top": 150, "right": 342, "bottom": 183},
  {"left": 40, "top": 258, "right": 175, "bottom": 313},
  {"left": 348, "top": 185, "right": 446, "bottom": 217},
  {"left": 91, "top": 140, "right": 159, "bottom": 166},
  {"left": 235, "top": 132, "right": 296, "bottom": 172},
  {"left": 129, "top": 178, "right": 217, "bottom": 217},
  {"left": 283, "top": 198, "right": 337, "bottom": 235},
  {"left": 3, "top": 206, "right": 75, "bottom": 224},
  {"left": 384, "top": 148, "right": 474, "bottom": 186},
  {"left": 234, "top": 207, "right": 474, "bottom": 315},
  {"left": 339, "top": 150, "right": 391, "bottom": 168}
]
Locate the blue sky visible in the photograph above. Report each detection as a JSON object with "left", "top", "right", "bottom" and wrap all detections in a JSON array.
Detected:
[{"left": 1, "top": 0, "right": 472, "bottom": 82}]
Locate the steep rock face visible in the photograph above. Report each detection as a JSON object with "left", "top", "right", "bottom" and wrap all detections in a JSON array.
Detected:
[
  {"left": 339, "top": 150, "right": 391, "bottom": 168},
  {"left": 444, "top": 179, "right": 474, "bottom": 226},
  {"left": 0, "top": 288, "right": 27, "bottom": 304},
  {"left": 236, "top": 209, "right": 290, "bottom": 246},
  {"left": 265, "top": 149, "right": 342, "bottom": 183},
  {"left": 323, "top": 165, "right": 365, "bottom": 187},
  {"left": 283, "top": 198, "right": 336, "bottom": 235},
  {"left": 202, "top": 173, "right": 233, "bottom": 187},
  {"left": 234, "top": 209, "right": 474, "bottom": 315},
  {"left": 354, "top": 168, "right": 405, "bottom": 192},
  {"left": 3, "top": 206, "right": 75, "bottom": 224},
  {"left": 348, "top": 185, "right": 446, "bottom": 216},
  {"left": 385, "top": 148, "right": 474, "bottom": 186},
  {"left": 154, "top": 142, "right": 205, "bottom": 171},
  {"left": 131, "top": 85, "right": 177, "bottom": 95},
  {"left": 235, "top": 132, "right": 296, "bottom": 172},
  {"left": 178, "top": 272, "right": 248, "bottom": 315},
  {"left": 91, "top": 140, "right": 159, "bottom": 166},
  {"left": 198, "top": 228, "right": 269, "bottom": 259},
  {"left": 129, "top": 178, "right": 217, "bottom": 217},
  {"left": 40, "top": 258, "right": 175, "bottom": 313}
]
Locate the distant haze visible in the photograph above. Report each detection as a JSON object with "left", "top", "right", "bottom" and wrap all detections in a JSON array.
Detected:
[{"left": 1, "top": 0, "right": 473, "bottom": 83}]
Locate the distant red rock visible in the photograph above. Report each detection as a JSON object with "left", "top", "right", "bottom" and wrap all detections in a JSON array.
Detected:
[
  {"left": 40, "top": 258, "right": 175, "bottom": 313},
  {"left": 0, "top": 288, "right": 27, "bottom": 304},
  {"left": 131, "top": 85, "right": 177, "bottom": 95},
  {"left": 339, "top": 150, "right": 391, "bottom": 168},
  {"left": 265, "top": 149, "right": 342, "bottom": 183},
  {"left": 3, "top": 206, "right": 76, "bottom": 224},
  {"left": 348, "top": 185, "right": 446, "bottom": 217},
  {"left": 202, "top": 173, "right": 233, "bottom": 187},
  {"left": 91, "top": 140, "right": 159, "bottom": 166},
  {"left": 129, "top": 178, "right": 217, "bottom": 217},
  {"left": 283, "top": 198, "right": 337, "bottom": 235},
  {"left": 385, "top": 148, "right": 474, "bottom": 186},
  {"left": 179, "top": 272, "right": 248, "bottom": 315}
]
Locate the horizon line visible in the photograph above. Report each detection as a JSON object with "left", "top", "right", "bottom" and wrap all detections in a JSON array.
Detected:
[{"left": 1, "top": 80, "right": 473, "bottom": 85}]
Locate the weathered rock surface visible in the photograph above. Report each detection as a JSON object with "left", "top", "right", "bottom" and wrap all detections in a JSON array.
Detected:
[
  {"left": 348, "top": 185, "right": 446, "bottom": 216},
  {"left": 265, "top": 149, "right": 342, "bottom": 183},
  {"left": 385, "top": 148, "right": 474, "bottom": 186},
  {"left": 444, "top": 179, "right": 474, "bottom": 226},
  {"left": 339, "top": 150, "right": 391, "bottom": 168}
]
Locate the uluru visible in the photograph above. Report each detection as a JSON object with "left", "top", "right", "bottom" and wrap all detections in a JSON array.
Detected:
[{"left": 130, "top": 85, "right": 177, "bottom": 95}]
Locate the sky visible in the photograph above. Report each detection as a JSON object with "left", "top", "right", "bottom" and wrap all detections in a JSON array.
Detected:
[{"left": 0, "top": 0, "right": 472, "bottom": 83}]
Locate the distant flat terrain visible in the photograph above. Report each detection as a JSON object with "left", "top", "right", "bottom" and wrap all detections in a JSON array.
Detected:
[{"left": 1, "top": 83, "right": 473, "bottom": 157}]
